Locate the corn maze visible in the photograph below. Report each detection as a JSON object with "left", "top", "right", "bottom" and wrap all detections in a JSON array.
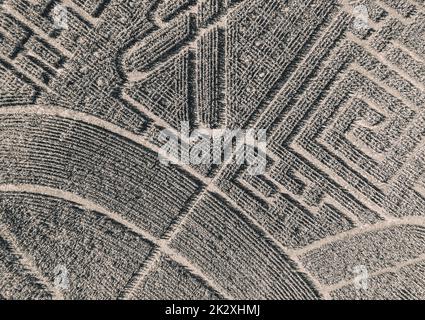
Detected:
[{"left": 0, "top": 0, "right": 425, "bottom": 300}]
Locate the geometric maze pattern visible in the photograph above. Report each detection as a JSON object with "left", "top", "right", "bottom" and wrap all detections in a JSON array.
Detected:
[{"left": 0, "top": 0, "right": 424, "bottom": 299}]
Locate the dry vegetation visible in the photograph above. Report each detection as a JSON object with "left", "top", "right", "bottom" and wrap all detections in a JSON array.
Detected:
[{"left": 0, "top": 0, "right": 424, "bottom": 300}]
